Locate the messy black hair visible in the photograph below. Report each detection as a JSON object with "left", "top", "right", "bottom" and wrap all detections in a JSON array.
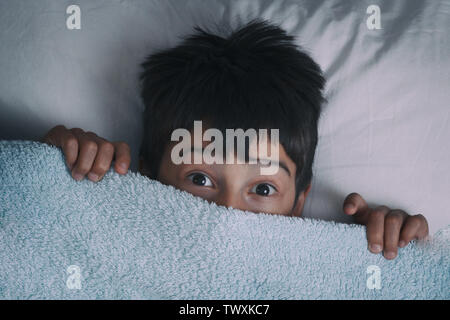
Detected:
[{"left": 139, "top": 18, "right": 326, "bottom": 199}]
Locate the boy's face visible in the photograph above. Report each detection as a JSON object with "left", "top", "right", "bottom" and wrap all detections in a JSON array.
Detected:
[{"left": 139, "top": 137, "right": 311, "bottom": 217}]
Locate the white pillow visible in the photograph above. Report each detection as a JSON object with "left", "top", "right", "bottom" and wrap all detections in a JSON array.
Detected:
[
  {"left": 0, "top": 0, "right": 448, "bottom": 233},
  {"left": 225, "top": 0, "right": 450, "bottom": 234}
]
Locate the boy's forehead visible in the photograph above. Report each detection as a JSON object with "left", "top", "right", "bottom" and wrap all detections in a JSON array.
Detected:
[
  {"left": 165, "top": 133, "right": 296, "bottom": 175},
  {"left": 170, "top": 130, "right": 284, "bottom": 154}
]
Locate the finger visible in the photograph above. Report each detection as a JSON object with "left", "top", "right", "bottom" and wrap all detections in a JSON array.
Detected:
[
  {"left": 43, "top": 125, "right": 67, "bottom": 146},
  {"left": 44, "top": 126, "right": 79, "bottom": 170},
  {"left": 413, "top": 214, "right": 429, "bottom": 240},
  {"left": 62, "top": 133, "right": 79, "bottom": 171},
  {"left": 366, "top": 205, "right": 389, "bottom": 254},
  {"left": 67, "top": 128, "right": 89, "bottom": 170},
  {"left": 84, "top": 133, "right": 115, "bottom": 182},
  {"left": 71, "top": 135, "right": 98, "bottom": 181},
  {"left": 113, "top": 141, "right": 131, "bottom": 175},
  {"left": 399, "top": 214, "right": 429, "bottom": 247},
  {"left": 416, "top": 214, "right": 429, "bottom": 240},
  {"left": 383, "top": 209, "right": 408, "bottom": 260},
  {"left": 398, "top": 215, "right": 421, "bottom": 248},
  {"left": 343, "top": 192, "right": 368, "bottom": 215}
]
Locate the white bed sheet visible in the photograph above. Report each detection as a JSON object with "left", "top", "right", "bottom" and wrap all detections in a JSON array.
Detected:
[{"left": 0, "top": 0, "right": 449, "bottom": 233}]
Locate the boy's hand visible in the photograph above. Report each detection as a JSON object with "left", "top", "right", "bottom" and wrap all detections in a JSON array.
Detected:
[
  {"left": 42, "top": 125, "right": 131, "bottom": 182},
  {"left": 343, "top": 192, "right": 429, "bottom": 260}
]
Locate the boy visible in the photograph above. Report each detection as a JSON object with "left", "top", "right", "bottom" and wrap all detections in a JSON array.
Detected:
[{"left": 42, "top": 19, "right": 428, "bottom": 260}]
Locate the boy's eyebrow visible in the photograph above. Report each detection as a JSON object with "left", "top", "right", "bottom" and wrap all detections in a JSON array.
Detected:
[
  {"left": 257, "top": 159, "right": 291, "bottom": 177},
  {"left": 188, "top": 147, "right": 292, "bottom": 177},
  {"left": 278, "top": 161, "right": 291, "bottom": 177}
]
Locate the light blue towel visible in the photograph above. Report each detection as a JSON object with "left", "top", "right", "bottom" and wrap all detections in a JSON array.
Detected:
[{"left": 0, "top": 140, "right": 449, "bottom": 299}]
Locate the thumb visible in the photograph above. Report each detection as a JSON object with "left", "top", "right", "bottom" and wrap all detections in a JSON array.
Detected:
[{"left": 343, "top": 192, "right": 368, "bottom": 216}]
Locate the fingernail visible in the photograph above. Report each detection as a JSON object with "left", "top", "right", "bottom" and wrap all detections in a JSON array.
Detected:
[
  {"left": 119, "top": 163, "right": 128, "bottom": 172},
  {"left": 370, "top": 244, "right": 382, "bottom": 253},
  {"left": 73, "top": 173, "right": 83, "bottom": 181},
  {"left": 399, "top": 241, "right": 406, "bottom": 248},
  {"left": 88, "top": 173, "right": 99, "bottom": 181},
  {"left": 384, "top": 251, "right": 397, "bottom": 259}
]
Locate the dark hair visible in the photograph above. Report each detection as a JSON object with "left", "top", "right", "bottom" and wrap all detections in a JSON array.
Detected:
[{"left": 139, "top": 18, "right": 326, "bottom": 199}]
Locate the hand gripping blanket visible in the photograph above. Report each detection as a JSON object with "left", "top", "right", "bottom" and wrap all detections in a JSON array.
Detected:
[{"left": 0, "top": 141, "right": 449, "bottom": 299}]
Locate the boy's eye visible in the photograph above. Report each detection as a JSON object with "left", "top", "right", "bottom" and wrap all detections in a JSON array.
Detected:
[
  {"left": 251, "top": 183, "right": 277, "bottom": 197},
  {"left": 188, "top": 173, "right": 213, "bottom": 187}
]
